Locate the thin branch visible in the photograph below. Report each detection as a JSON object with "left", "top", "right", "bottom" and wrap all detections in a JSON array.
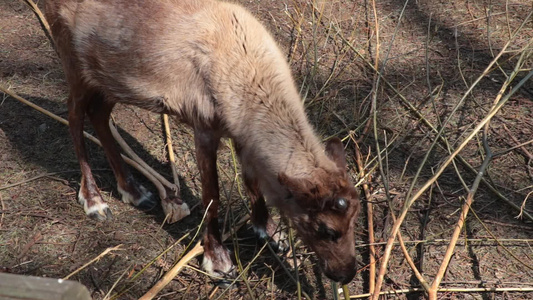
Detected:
[
  {"left": 0, "top": 170, "right": 80, "bottom": 190},
  {"left": 372, "top": 67, "right": 533, "bottom": 300},
  {"left": 162, "top": 114, "right": 180, "bottom": 190},
  {"left": 109, "top": 119, "right": 177, "bottom": 195},
  {"left": 138, "top": 241, "right": 203, "bottom": 300},
  {"left": 63, "top": 245, "right": 123, "bottom": 280},
  {"left": 20, "top": 0, "right": 55, "bottom": 51},
  {"left": 352, "top": 136, "right": 376, "bottom": 294},
  {"left": 138, "top": 215, "right": 249, "bottom": 300},
  {"left": 334, "top": 20, "right": 533, "bottom": 223},
  {"left": 428, "top": 144, "right": 493, "bottom": 298},
  {"left": 0, "top": 193, "right": 4, "bottom": 230},
  {"left": 351, "top": 286, "right": 533, "bottom": 299}
]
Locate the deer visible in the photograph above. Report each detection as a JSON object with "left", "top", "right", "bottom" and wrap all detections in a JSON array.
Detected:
[{"left": 44, "top": 0, "right": 361, "bottom": 284}]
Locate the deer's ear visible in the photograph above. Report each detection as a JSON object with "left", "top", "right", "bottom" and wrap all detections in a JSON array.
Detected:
[
  {"left": 325, "top": 137, "right": 347, "bottom": 170},
  {"left": 278, "top": 172, "right": 321, "bottom": 208},
  {"left": 278, "top": 172, "right": 309, "bottom": 197}
]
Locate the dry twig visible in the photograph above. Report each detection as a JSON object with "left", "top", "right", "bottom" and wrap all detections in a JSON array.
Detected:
[
  {"left": 352, "top": 286, "right": 533, "bottom": 299},
  {"left": 109, "top": 119, "right": 177, "bottom": 195},
  {"left": 138, "top": 215, "right": 249, "bottom": 300},
  {"left": 138, "top": 241, "right": 204, "bottom": 300},
  {"left": 351, "top": 136, "right": 376, "bottom": 294},
  {"left": 63, "top": 245, "right": 123, "bottom": 280},
  {"left": 371, "top": 15, "right": 533, "bottom": 297},
  {"left": 162, "top": 114, "right": 181, "bottom": 190},
  {"left": 20, "top": 0, "right": 54, "bottom": 48},
  {"left": 0, "top": 193, "right": 4, "bottom": 230}
]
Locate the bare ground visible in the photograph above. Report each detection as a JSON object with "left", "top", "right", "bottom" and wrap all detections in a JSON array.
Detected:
[{"left": 1, "top": 0, "right": 532, "bottom": 299}]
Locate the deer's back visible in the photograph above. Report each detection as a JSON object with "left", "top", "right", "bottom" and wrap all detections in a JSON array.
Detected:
[{"left": 46, "top": 0, "right": 294, "bottom": 129}]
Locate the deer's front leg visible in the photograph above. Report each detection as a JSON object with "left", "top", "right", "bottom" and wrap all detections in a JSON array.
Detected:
[
  {"left": 235, "top": 142, "right": 288, "bottom": 252},
  {"left": 194, "top": 130, "right": 234, "bottom": 283},
  {"left": 242, "top": 170, "right": 288, "bottom": 252}
]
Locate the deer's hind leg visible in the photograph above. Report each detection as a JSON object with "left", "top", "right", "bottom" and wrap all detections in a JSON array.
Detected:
[
  {"left": 86, "top": 96, "right": 155, "bottom": 210},
  {"left": 68, "top": 87, "right": 112, "bottom": 220}
]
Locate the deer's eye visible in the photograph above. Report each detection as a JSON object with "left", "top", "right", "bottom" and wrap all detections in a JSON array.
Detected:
[
  {"left": 334, "top": 198, "right": 348, "bottom": 211},
  {"left": 317, "top": 223, "right": 341, "bottom": 242}
]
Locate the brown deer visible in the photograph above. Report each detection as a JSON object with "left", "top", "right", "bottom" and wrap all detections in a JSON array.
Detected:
[{"left": 44, "top": 0, "right": 360, "bottom": 284}]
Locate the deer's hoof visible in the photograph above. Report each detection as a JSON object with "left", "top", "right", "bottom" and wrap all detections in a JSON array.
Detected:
[
  {"left": 135, "top": 195, "right": 158, "bottom": 211},
  {"left": 210, "top": 267, "right": 238, "bottom": 288},
  {"left": 271, "top": 231, "right": 290, "bottom": 253},
  {"left": 79, "top": 192, "right": 113, "bottom": 221},
  {"left": 213, "top": 276, "right": 239, "bottom": 289},
  {"left": 118, "top": 185, "right": 156, "bottom": 210},
  {"left": 254, "top": 225, "right": 289, "bottom": 253},
  {"left": 161, "top": 197, "right": 190, "bottom": 223},
  {"left": 269, "top": 238, "right": 289, "bottom": 253},
  {"left": 86, "top": 202, "right": 113, "bottom": 221},
  {"left": 202, "top": 246, "right": 236, "bottom": 287}
]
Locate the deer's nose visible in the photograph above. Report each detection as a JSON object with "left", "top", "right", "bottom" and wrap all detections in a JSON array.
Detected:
[
  {"left": 322, "top": 256, "right": 357, "bottom": 284},
  {"left": 325, "top": 268, "right": 356, "bottom": 284}
]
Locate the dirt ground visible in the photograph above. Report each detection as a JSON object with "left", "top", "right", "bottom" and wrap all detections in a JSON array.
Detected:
[{"left": 1, "top": 0, "right": 532, "bottom": 299}]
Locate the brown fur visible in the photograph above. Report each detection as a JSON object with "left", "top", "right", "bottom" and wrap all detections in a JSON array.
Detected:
[{"left": 45, "top": 0, "right": 360, "bottom": 284}]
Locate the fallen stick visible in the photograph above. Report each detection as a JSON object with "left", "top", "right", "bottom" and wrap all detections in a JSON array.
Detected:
[
  {"left": 138, "top": 241, "right": 203, "bottom": 300},
  {"left": 63, "top": 245, "right": 123, "bottom": 280},
  {"left": 109, "top": 119, "right": 177, "bottom": 194},
  {"left": 163, "top": 114, "right": 180, "bottom": 189},
  {"left": 21, "top": 0, "right": 54, "bottom": 50},
  {"left": 139, "top": 215, "right": 249, "bottom": 300},
  {"left": 352, "top": 139, "right": 376, "bottom": 294},
  {"left": 351, "top": 286, "right": 533, "bottom": 299}
]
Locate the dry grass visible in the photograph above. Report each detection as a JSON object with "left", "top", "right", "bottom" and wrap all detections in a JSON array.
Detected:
[{"left": 1, "top": 0, "right": 532, "bottom": 299}]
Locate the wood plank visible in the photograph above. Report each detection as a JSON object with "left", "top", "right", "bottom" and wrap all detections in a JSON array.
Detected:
[{"left": 0, "top": 273, "right": 91, "bottom": 300}]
